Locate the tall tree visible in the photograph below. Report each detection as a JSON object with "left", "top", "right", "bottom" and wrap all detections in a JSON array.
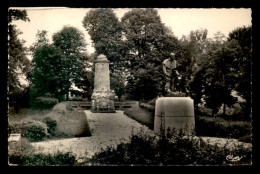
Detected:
[
  {"left": 82, "top": 8, "right": 123, "bottom": 71},
  {"left": 73, "top": 54, "right": 94, "bottom": 100},
  {"left": 8, "top": 9, "right": 31, "bottom": 108},
  {"left": 52, "top": 26, "right": 87, "bottom": 100},
  {"left": 83, "top": 9, "right": 126, "bottom": 98},
  {"left": 121, "top": 9, "right": 180, "bottom": 100},
  {"left": 196, "top": 38, "right": 240, "bottom": 116},
  {"left": 228, "top": 26, "right": 252, "bottom": 119},
  {"left": 31, "top": 43, "right": 66, "bottom": 101},
  {"left": 178, "top": 29, "right": 209, "bottom": 94},
  {"left": 30, "top": 27, "right": 89, "bottom": 102}
]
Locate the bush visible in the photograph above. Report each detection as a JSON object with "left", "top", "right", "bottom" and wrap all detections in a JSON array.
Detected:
[
  {"left": 25, "top": 120, "right": 48, "bottom": 142},
  {"left": 9, "top": 151, "right": 77, "bottom": 166},
  {"left": 195, "top": 116, "right": 252, "bottom": 143},
  {"left": 9, "top": 150, "right": 23, "bottom": 165},
  {"left": 32, "top": 97, "right": 59, "bottom": 110},
  {"left": 43, "top": 116, "right": 58, "bottom": 136},
  {"left": 9, "top": 137, "right": 35, "bottom": 165},
  {"left": 85, "top": 130, "right": 252, "bottom": 165},
  {"left": 23, "top": 152, "right": 76, "bottom": 166},
  {"left": 8, "top": 122, "right": 27, "bottom": 137}
]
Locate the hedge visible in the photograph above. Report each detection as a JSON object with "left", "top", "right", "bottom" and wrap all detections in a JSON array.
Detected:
[
  {"left": 25, "top": 120, "right": 48, "bottom": 142},
  {"left": 85, "top": 130, "right": 252, "bottom": 165},
  {"left": 195, "top": 116, "right": 252, "bottom": 143},
  {"left": 32, "top": 97, "right": 59, "bottom": 110}
]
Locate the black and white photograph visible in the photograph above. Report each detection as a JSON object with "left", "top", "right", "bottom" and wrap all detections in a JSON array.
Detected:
[{"left": 7, "top": 7, "right": 253, "bottom": 166}]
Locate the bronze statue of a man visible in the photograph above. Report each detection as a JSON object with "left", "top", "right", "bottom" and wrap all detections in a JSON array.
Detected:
[{"left": 162, "top": 52, "right": 180, "bottom": 93}]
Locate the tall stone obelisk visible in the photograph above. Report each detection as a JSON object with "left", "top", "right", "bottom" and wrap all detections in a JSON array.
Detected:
[{"left": 91, "top": 54, "right": 115, "bottom": 113}]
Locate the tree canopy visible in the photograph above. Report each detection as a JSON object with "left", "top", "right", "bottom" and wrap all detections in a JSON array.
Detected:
[
  {"left": 121, "top": 9, "right": 180, "bottom": 100},
  {"left": 30, "top": 26, "right": 89, "bottom": 101},
  {"left": 8, "top": 9, "right": 31, "bottom": 103}
]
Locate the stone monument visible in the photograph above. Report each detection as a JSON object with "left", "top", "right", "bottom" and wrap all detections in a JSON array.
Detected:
[{"left": 91, "top": 54, "right": 115, "bottom": 113}]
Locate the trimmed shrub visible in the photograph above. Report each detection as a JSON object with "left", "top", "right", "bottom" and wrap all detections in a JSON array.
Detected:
[
  {"left": 52, "top": 102, "right": 67, "bottom": 114},
  {"left": 43, "top": 116, "right": 58, "bottom": 136},
  {"left": 25, "top": 120, "right": 48, "bottom": 142},
  {"left": 23, "top": 152, "right": 76, "bottom": 166},
  {"left": 33, "top": 97, "right": 58, "bottom": 110}
]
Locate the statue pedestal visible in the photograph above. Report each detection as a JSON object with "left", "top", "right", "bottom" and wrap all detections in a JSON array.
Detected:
[{"left": 154, "top": 97, "right": 195, "bottom": 135}]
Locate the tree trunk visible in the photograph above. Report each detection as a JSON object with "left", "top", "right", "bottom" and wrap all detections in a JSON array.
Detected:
[
  {"left": 65, "top": 92, "right": 69, "bottom": 101},
  {"left": 223, "top": 103, "right": 226, "bottom": 116}
]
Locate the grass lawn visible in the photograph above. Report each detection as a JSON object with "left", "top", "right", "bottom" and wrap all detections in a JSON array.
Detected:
[
  {"left": 8, "top": 107, "right": 51, "bottom": 122},
  {"left": 123, "top": 102, "right": 252, "bottom": 143},
  {"left": 123, "top": 102, "right": 154, "bottom": 130}
]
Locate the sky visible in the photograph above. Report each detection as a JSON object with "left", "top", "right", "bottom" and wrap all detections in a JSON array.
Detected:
[{"left": 11, "top": 7, "right": 252, "bottom": 57}]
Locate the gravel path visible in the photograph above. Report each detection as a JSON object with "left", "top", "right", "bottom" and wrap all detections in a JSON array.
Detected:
[{"left": 31, "top": 110, "right": 153, "bottom": 160}]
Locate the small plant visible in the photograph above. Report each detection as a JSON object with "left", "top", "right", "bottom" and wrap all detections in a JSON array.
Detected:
[
  {"left": 43, "top": 116, "right": 58, "bottom": 136},
  {"left": 25, "top": 120, "right": 48, "bottom": 142}
]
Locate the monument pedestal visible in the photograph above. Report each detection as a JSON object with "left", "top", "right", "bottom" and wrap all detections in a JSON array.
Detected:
[
  {"left": 154, "top": 97, "right": 195, "bottom": 135},
  {"left": 91, "top": 54, "right": 115, "bottom": 113},
  {"left": 91, "top": 90, "right": 115, "bottom": 113}
]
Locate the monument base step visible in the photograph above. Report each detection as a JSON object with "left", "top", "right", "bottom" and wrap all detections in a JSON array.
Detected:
[{"left": 91, "top": 110, "right": 116, "bottom": 113}]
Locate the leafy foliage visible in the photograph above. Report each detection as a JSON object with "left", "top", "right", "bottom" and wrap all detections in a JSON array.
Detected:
[
  {"left": 8, "top": 9, "right": 31, "bottom": 106},
  {"left": 83, "top": 9, "right": 125, "bottom": 98},
  {"left": 30, "top": 27, "right": 89, "bottom": 102},
  {"left": 195, "top": 116, "right": 252, "bottom": 143},
  {"left": 85, "top": 130, "right": 252, "bottom": 165},
  {"left": 228, "top": 26, "right": 252, "bottom": 120},
  {"left": 184, "top": 27, "right": 251, "bottom": 117},
  {"left": 82, "top": 9, "right": 123, "bottom": 68},
  {"left": 43, "top": 116, "right": 58, "bottom": 136},
  {"left": 178, "top": 29, "right": 209, "bottom": 95},
  {"left": 121, "top": 9, "right": 180, "bottom": 100},
  {"left": 23, "top": 151, "right": 77, "bottom": 166},
  {"left": 25, "top": 120, "right": 48, "bottom": 142},
  {"left": 30, "top": 44, "right": 67, "bottom": 102}
]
